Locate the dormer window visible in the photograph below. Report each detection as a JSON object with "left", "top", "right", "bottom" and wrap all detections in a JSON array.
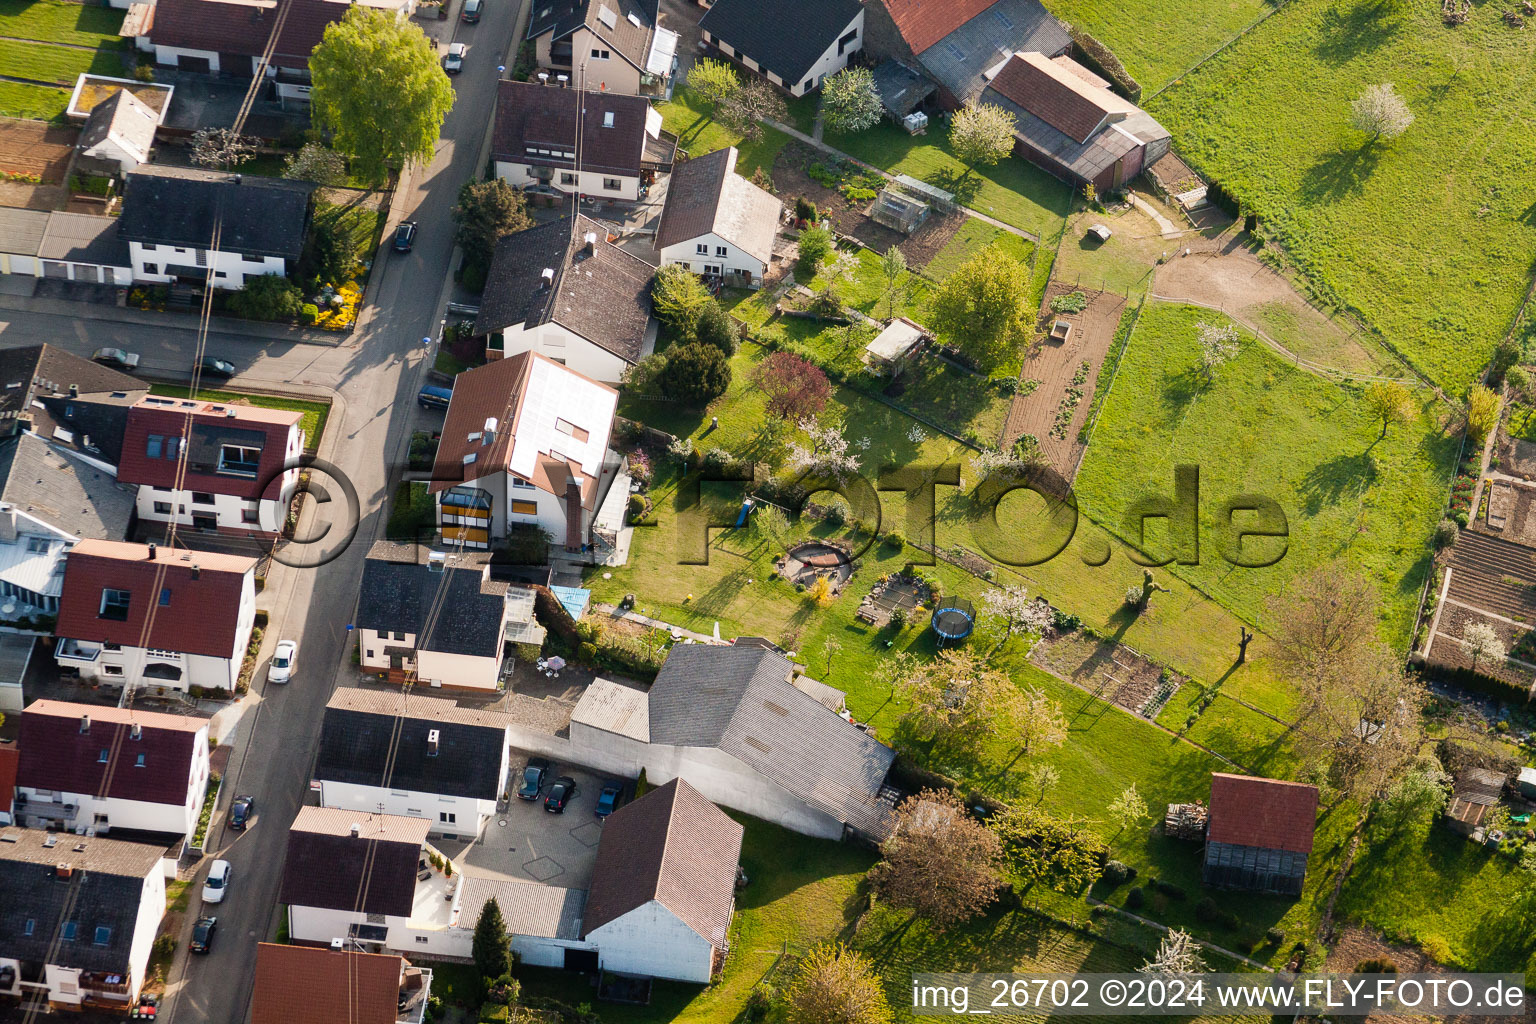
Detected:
[
  {"left": 218, "top": 444, "right": 261, "bottom": 477},
  {"left": 100, "top": 588, "right": 130, "bottom": 621}
]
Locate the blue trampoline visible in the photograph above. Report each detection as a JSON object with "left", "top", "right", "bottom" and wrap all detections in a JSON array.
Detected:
[{"left": 931, "top": 597, "right": 976, "bottom": 646}]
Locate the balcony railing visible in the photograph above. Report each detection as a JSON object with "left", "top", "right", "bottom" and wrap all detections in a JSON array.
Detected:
[{"left": 56, "top": 639, "right": 102, "bottom": 662}]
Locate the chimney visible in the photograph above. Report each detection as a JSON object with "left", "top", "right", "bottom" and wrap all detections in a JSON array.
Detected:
[
  {"left": 427, "top": 729, "right": 440, "bottom": 756},
  {"left": 556, "top": 73, "right": 569, "bottom": 86},
  {"left": 537, "top": 71, "right": 549, "bottom": 85},
  {"left": 540, "top": 267, "right": 555, "bottom": 289},
  {"left": 79, "top": 714, "right": 91, "bottom": 734},
  {"left": 331, "top": 938, "right": 345, "bottom": 950},
  {"left": 564, "top": 476, "right": 583, "bottom": 551},
  {"left": 69, "top": 384, "right": 79, "bottom": 398},
  {"left": 147, "top": 542, "right": 156, "bottom": 561},
  {"left": 483, "top": 417, "right": 498, "bottom": 447},
  {"left": 350, "top": 822, "right": 362, "bottom": 838},
  {"left": 190, "top": 564, "right": 200, "bottom": 580},
  {"left": 583, "top": 231, "right": 597, "bottom": 254},
  {"left": 232, "top": 174, "right": 242, "bottom": 185},
  {"left": 55, "top": 863, "right": 73, "bottom": 879},
  {"left": 130, "top": 722, "right": 142, "bottom": 741}
]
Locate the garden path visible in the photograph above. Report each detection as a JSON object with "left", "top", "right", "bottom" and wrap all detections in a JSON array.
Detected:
[{"left": 1128, "top": 191, "right": 1179, "bottom": 237}]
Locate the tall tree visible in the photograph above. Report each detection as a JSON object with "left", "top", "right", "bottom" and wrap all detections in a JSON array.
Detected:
[
  {"left": 870, "top": 789, "right": 1004, "bottom": 929},
  {"left": 1267, "top": 563, "right": 1381, "bottom": 695},
  {"left": 1364, "top": 379, "right": 1414, "bottom": 439},
  {"left": 1459, "top": 621, "right": 1505, "bottom": 675},
  {"left": 310, "top": 7, "right": 454, "bottom": 186},
  {"left": 720, "top": 78, "right": 787, "bottom": 143},
  {"left": 297, "top": 216, "right": 360, "bottom": 287},
  {"left": 688, "top": 58, "right": 740, "bottom": 116},
  {"left": 753, "top": 351, "right": 832, "bottom": 420},
  {"left": 652, "top": 263, "right": 712, "bottom": 338},
  {"left": 1349, "top": 83, "right": 1414, "bottom": 142},
  {"left": 1467, "top": 385, "right": 1500, "bottom": 443},
  {"left": 993, "top": 804, "right": 1107, "bottom": 894},
  {"left": 1195, "top": 321, "right": 1242, "bottom": 383},
  {"left": 949, "top": 102, "right": 1017, "bottom": 178},
  {"left": 660, "top": 342, "right": 731, "bottom": 406},
  {"left": 283, "top": 142, "right": 348, "bottom": 186},
  {"left": 980, "top": 583, "right": 1054, "bottom": 654},
  {"left": 895, "top": 649, "right": 1015, "bottom": 756},
  {"left": 784, "top": 944, "right": 893, "bottom": 1024},
  {"left": 452, "top": 179, "right": 533, "bottom": 272},
  {"left": 879, "top": 244, "right": 907, "bottom": 320},
  {"left": 819, "top": 66, "right": 882, "bottom": 135},
  {"left": 927, "top": 246, "right": 1030, "bottom": 371},
  {"left": 471, "top": 897, "right": 510, "bottom": 981}
]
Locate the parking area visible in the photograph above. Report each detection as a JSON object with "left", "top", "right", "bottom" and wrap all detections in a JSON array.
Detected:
[{"left": 436, "top": 756, "right": 626, "bottom": 890}]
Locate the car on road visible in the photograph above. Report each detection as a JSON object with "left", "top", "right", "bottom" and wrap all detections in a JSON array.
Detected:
[
  {"left": 393, "top": 221, "right": 418, "bottom": 252},
  {"left": 190, "top": 916, "right": 217, "bottom": 954},
  {"left": 200, "top": 357, "right": 236, "bottom": 379},
  {"left": 269, "top": 640, "right": 297, "bottom": 683},
  {"left": 418, "top": 385, "right": 452, "bottom": 410},
  {"left": 202, "top": 859, "right": 232, "bottom": 904},
  {"left": 442, "top": 42, "right": 466, "bottom": 74},
  {"left": 461, "top": 0, "right": 482, "bottom": 21},
  {"left": 544, "top": 776, "right": 577, "bottom": 813},
  {"left": 517, "top": 757, "right": 550, "bottom": 800},
  {"left": 595, "top": 781, "right": 622, "bottom": 817},
  {"left": 228, "top": 795, "right": 255, "bottom": 831},
  {"left": 91, "top": 347, "right": 140, "bottom": 371}
]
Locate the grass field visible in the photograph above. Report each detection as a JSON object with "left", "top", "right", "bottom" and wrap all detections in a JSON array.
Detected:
[
  {"left": 0, "top": 80, "right": 69, "bottom": 120},
  {"left": 148, "top": 385, "right": 330, "bottom": 454},
  {"left": 1042, "top": 0, "right": 1272, "bottom": 94},
  {"left": 0, "top": 36, "right": 124, "bottom": 85},
  {"left": 1073, "top": 301, "right": 1456, "bottom": 646},
  {"left": 922, "top": 218, "right": 1037, "bottom": 281},
  {"left": 1148, "top": 0, "right": 1536, "bottom": 392},
  {"left": 0, "top": 0, "right": 127, "bottom": 47},
  {"left": 656, "top": 87, "right": 790, "bottom": 177}
]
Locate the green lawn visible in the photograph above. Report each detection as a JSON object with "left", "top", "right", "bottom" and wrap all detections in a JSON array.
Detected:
[
  {"left": 922, "top": 218, "right": 1037, "bottom": 280},
  {"left": 829, "top": 120, "right": 1072, "bottom": 240},
  {"left": 656, "top": 87, "right": 790, "bottom": 176},
  {"left": 1073, "top": 301, "right": 1456, "bottom": 647},
  {"left": 148, "top": 385, "right": 330, "bottom": 454},
  {"left": 0, "top": 79, "right": 69, "bottom": 120},
  {"left": 0, "top": 36, "right": 124, "bottom": 85},
  {"left": 0, "top": 0, "right": 126, "bottom": 47},
  {"left": 1041, "top": 0, "right": 1272, "bottom": 94},
  {"left": 1148, "top": 0, "right": 1536, "bottom": 393}
]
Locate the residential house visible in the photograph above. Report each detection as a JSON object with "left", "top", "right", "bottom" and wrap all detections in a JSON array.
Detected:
[
  {"left": 0, "top": 830, "right": 167, "bottom": 1011},
  {"left": 314, "top": 685, "right": 512, "bottom": 838},
  {"left": 117, "top": 166, "right": 316, "bottom": 288},
  {"left": 0, "top": 343, "right": 146, "bottom": 464},
  {"left": 0, "top": 746, "right": 16, "bottom": 825},
  {"left": 516, "top": 646, "right": 897, "bottom": 840},
  {"left": 251, "top": 942, "right": 432, "bottom": 1024},
  {"left": 525, "top": 0, "right": 676, "bottom": 97},
  {"left": 116, "top": 394, "right": 304, "bottom": 537},
  {"left": 0, "top": 432, "right": 136, "bottom": 622},
  {"left": 979, "top": 52, "right": 1170, "bottom": 192},
  {"left": 452, "top": 876, "right": 590, "bottom": 970},
  {"left": 53, "top": 540, "right": 259, "bottom": 695},
  {"left": 354, "top": 544, "right": 525, "bottom": 689},
  {"left": 13, "top": 700, "right": 211, "bottom": 844},
  {"left": 473, "top": 216, "right": 657, "bottom": 384},
  {"left": 1202, "top": 772, "right": 1318, "bottom": 896},
  {"left": 870, "top": 0, "right": 1071, "bottom": 108},
  {"left": 653, "top": 146, "right": 782, "bottom": 287},
  {"left": 699, "top": 0, "right": 863, "bottom": 97},
  {"left": 0, "top": 210, "right": 134, "bottom": 286},
  {"left": 428, "top": 351, "right": 624, "bottom": 553},
  {"left": 583, "top": 778, "right": 742, "bottom": 983},
  {"left": 490, "top": 80, "right": 676, "bottom": 201},
  {"left": 76, "top": 89, "right": 157, "bottom": 173},
  {"left": 280, "top": 808, "right": 464, "bottom": 957}
]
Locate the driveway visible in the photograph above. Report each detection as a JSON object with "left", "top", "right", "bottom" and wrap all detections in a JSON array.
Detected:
[{"left": 657, "top": 0, "right": 706, "bottom": 81}]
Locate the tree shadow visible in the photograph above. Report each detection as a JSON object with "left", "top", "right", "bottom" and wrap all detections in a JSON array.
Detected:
[
  {"left": 1314, "top": 0, "right": 1404, "bottom": 64},
  {"left": 1297, "top": 450, "right": 1377, "bottom": 515},
  {"left": 1298, "top": 143, "right": 1383, "bottom": 205},
  {"left": 926, "top": 167, "right": 983, "bottom": 207},
  {"left": 1160, "top": 365, "right": 1206, "bottom": 418}
]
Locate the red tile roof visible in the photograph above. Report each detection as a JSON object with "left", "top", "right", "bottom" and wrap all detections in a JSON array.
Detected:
[
  {"left": 117, "top": 396, "right": 301, "bottom": 501},
  {"left": 251, "top": 943, "right": 403, "bottom": 1024},
  {"left": 148, "top": 0, "right": 350, "bottom": 69},
  {"left": 54, "top": 539, "right": 256, "bottom": 658},
  {"left": 1207, "top": 773, "right": 1319, "bottom": 854},
  {"left": 16, "top": 699, "right": 205, "bottom": 806},
  {"left": 883, "top": 0, "right": 1001, "bottom": 54},
  {"left": 0, "top": 745, "right": 17, "bottom": 814},
  {"left": 987, "top": 52, "right": 1125, "bottom": 144}
]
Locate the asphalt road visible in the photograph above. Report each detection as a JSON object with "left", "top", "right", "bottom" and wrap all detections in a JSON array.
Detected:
[{"left": 0, "top": 0, "right": 520, "bottom": 1019}]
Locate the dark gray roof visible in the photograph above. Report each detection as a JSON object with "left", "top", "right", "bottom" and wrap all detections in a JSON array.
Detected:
[
  {"left": 648, "top": 646, "right": 896, "bottom": 835},
  {"left": 279, "top": 809, "right": 428, "bottom": 917},
  {"left": 871, "top": 59, "right": 937, "bottom": 117},
  {"left": 315, "top": 698, "right": 508, "bottom": 801},
  {"left": 0, "top": 828, "right": 164, "bottom": 974},
  {"left": 474, "top": 215, "right": 654, "bottom": 363},
  {"left": 0, "top": 208, "right": 50, "bottom": 256},
  {"left": 916, "top": 0, "right": 1070, "bottom": 104},
  {"left": 39, "top": 213, "right": 132, "bottom": 267},
  {"left": 0, "top": 344, "right": 144, "bottom": 458},
  {"left": 357, "top": 544, "right": 507, "bottom": 658},
  {"left": 0, "top": 434, "right": 135, "bottom": 540},
  {"left": 699, "top": 0, "right": 862, "bottom": 86},
  {"left": 980, "top": 83, "right": 1168, "bottom": 184},
  {"left": 118, "top": 166, "right": 315, "bottom": 260},
  {"left": 526, "top": 0, "right": 658, "bottom": 70}
]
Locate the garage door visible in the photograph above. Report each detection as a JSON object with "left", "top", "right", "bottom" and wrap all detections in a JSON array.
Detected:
[
  {"left": 42, "top": 261, "right": 67, "bottom": 279},
  {"left": 563, "top": 948, "right": 599, "bottom": 972},
  {"left": 177, "top": 54, "right": 211, "bottom": 73}
]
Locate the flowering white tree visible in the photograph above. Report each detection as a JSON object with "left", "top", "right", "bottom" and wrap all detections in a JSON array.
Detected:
[
  {"left": 1195, "top": 321, "right": 1242, "bottom": 383},
  {"left": 1140, "top": 929, "right": 1205, "bottom": 976},
  {"left": 786, "top": 417, "right": 862, "bottom": 480},
  {"left": 1459, "top": 621, "right": 1505, "bottom": 675},
  {"left": 981, "top": 583, "right": 1054, "bottom": 654},
  {"left": 1349, "top": 83, "right": 1414, "bottom": 142}
]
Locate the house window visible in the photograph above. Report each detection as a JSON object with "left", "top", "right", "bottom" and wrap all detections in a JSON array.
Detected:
[
  {"left": 191, "top": 492, "right": 215, "bottom": 506},
  {"left": 94, "top": 926, "right": 112, "bottom": 946},
  {"left": 102, "top": 665, "right": 124, "bottom": 677},
  {"left": 944, "top": 41, "right": 965, "bottom": 62},
  {"left": 416, "top": 936, "right": 429, "bottom": 944},
  {"left": 23, "top": 919, "right": 34, "bottom": 936},
  {"left": 393, "top": 631, "right": 406, "bottom": 641},
  {"left": 803, "top": 78, "right": 814, "bottom": 91},
  {"left": 159, "top": 587, "right": 171, "bottom": 606},
  {"left": 440, "top": 812, "right": 456, "bottom": 824},
  {"left": 695, "top": 243, "right": 708, "bottom": 255},
  {"left": 61, "top": 922, "right": 78, "bottom": 941},
  {"left": 602, "top": 177, "right": 621, "bottom": 190},
  {"left": 716, "top": 245, "right": 728, "bottom": 257},
  {"left": 100, "top": 588, "right": 131, "bottom": 620},
  {"left": 590, "top": 48, "right": 609, "bottom": 59},
  {"left": 559, "top": 172, "right": 577, "bottom": 185},
  {"left": 143, "top": 264, "right": 158, "bottom": 275},
  {"left": 704, "top": 264, "right": 721, "bottom": 275},
  {"left": 146, "top": 435, "right": 163, "bottom": 459},
  {"left": 365, "top": 650, "right": 374, "bottom": 659},
  {"left": 241, "top": 502, "right": 260, "bottom": 524},
  {"left": 511, "top": 477, "right": 535, "bottom": 489},
  {"left": 218, "top": 445, "right": 261, "bottom": 477},
  {"left": 993, "top": 7, "right": 1014, "bottom": 28},
  {"left": 165, "top": 437, "right": 180, "bottom": 460},
  {"left": 153, "top": 501, "right": 172, "bottom": 515},
  {"left": 511, "top": 500, "right": 538, "bottom": 516},
  {"left": 837, "top": 27, "right": 857, "bottom": 55}
]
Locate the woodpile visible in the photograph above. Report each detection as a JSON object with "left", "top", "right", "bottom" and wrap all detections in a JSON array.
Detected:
[
  {"left": 1164, "top": 801, "right": 1209, "bottom": 841},
  {"left": 1442, "top": 0, "right": 1470, "bottom": 23}
]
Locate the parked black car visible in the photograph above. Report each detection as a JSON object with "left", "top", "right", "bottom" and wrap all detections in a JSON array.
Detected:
[
  {"left": 200, "top": 357, "right": 236, "bottom": 379},
  {"left": 393, "top": 221, "right": 417, "bottom": 252},
  {"left": 517, "top": 757, "right": 550, "bottom": 800},
  {"left": 461, "top": 0, "right": 482, "bottom": 22},
  {"left": 228, "top": 795, "right": 255, "bottom": 830},
  {"left": 190, "top": 916, "right": 217, "bottom": 954},
  {"left": 544, "top": 776, "right": 577, "bottom": 813}
]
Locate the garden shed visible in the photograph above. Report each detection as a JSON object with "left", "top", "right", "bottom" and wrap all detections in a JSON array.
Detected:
[
  {"left": 1445, "top": 767, "right": 1507, "bottom": 836},
  {"left": 863, "top": 317, "right": 927, "bottom": 374},
  {"left": 869, "top": 188, "right": 929, "bottom": 234},
  {"left": 1202, "top": 773, "right": 1317, "bottom": 896}
]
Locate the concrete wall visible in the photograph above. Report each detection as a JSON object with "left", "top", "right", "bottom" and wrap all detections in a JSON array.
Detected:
[
  {"left": 656, "top": 230, "right": 766, "bottom": 285},
  {"left": 587, "top": 900, "right": 715, "bottom": 983},
  {"left": 318, "top": 781, "right": 499, "bottom": 841},
  {"left": 416, "top": 648, "right": 504, "bottom": 692},
  {"left": 493, "top": 161, "right": 641, "bottom": 202},
  {"left": 129, "top": 242, "right": 288, "bottom": 289}
]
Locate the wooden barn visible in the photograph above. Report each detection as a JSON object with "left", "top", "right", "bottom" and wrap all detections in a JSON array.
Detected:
[{"left": 1202, "top": 773, "right": 1318, "bottom": 897}]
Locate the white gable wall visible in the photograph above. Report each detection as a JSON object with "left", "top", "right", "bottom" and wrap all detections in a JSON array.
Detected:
[
  {"left": 495, "top": 322, "right": 632, "bottom": 384},
  {"left": 656, "top": 230, "right": 766, "bottom": 285},
  {"left": 494, "top": 162, "right": 641, "bottom": 202},
  {"left": 586, "top": 900, "right": 717, "bottom": 983}
]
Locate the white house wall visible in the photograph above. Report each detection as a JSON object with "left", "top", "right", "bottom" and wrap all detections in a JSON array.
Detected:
[
  {"left": 359, "top": 627, "right": 419, "bottom": 672},
  {"left": 134, "top": 487, "right": 291, "bottom": 536},
  {"left": 151, "top": 45, "right": 220, "bottom": 72},
  {"left": 18, "top": 728, "right": 207, "bottom": 840},
  {"left": 656, "top": 230, "right": 767, "bottom": 284},
  {"left": 494, "top": 162, "right": 641, "bottom": 202},
  {"left": 416, "top": 648, "right": 504, "bottom": 692},
  {"left": 586, "top": 900, "right": 715, "bottom": 983},
  {"left": 704, "top": 9, "right": 861, "bottom": 96},
  {"left": 128, "top": 241, "right": 288, "bottom": 289},
  {"left": 493, "top": 321, "right": 632, "bottom": 384},
  {"left": 318, "top": 780, "right": 499, "bottom": 841},
  {"left": 125, "top": 868, "right": 166, "bottom": 1002}
]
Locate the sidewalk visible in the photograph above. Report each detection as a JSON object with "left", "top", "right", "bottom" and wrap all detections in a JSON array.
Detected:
[{"left": 0, "top": 288, "right": 349, "bottom": 346}]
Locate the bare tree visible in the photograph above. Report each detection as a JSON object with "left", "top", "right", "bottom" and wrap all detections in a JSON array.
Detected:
[
  {"left": 190, "top": 127, "right": 256, "bottom": 170},
  {"left": 821, "top": 638, "right": 844, "bottom": 676},
  {"left": 282, "top": 142, "right": 347, "bottom": 186},
  {"left": 784, "top": 944, "right": 893, "bottom": 1024},
  {"left": 1349, "top": 83, "right": 1414, "bottom": 142},
  {"left": 870, "top": 789, "right": 1004, "bottom": 929},
  {"left": 1195, "top": 321, "right": 1242, "bottom": 383},
  {"left": 880, "top": 244, "right": 907, "bottom": 320},
  {"left": 980, "top": 583, "right": 1054, "bottom": 654},
  {"left": 1140, "top": 929, "right": 1206, "bottom": 977},
  {"left": 896, "top": 649, "right": 1015, "bottom": 757},
  {"left": 786, "top": 417, "right": 861, "bottom": 480},
  {"left": 1267, "top": 563, "right": 1381, "bottom": 696},
  {"left": 1026, "top": 763, "right": 1061, "bottom": 804},
  {"left": 1459, "top": 621, "right": 1506, "bottom": 675},
  {"left": 721, "top": 79, "right": 787, "bottom": 143},
  {"left": 1015, "top": 686, "right": 1068, "bottom": 760}
]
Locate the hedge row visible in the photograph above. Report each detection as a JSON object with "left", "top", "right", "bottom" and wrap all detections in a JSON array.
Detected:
[
  {"left": 1068, "top": 28, "right": 1141, "bottom": 102},
  {"left": 1414, "top": 662, "right": 1532, "bottom": 706}
]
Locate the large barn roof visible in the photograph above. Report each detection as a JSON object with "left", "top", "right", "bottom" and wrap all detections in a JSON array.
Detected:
[{"left": 1207, "top": 773, "right": 1318, "bottom": 853}]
